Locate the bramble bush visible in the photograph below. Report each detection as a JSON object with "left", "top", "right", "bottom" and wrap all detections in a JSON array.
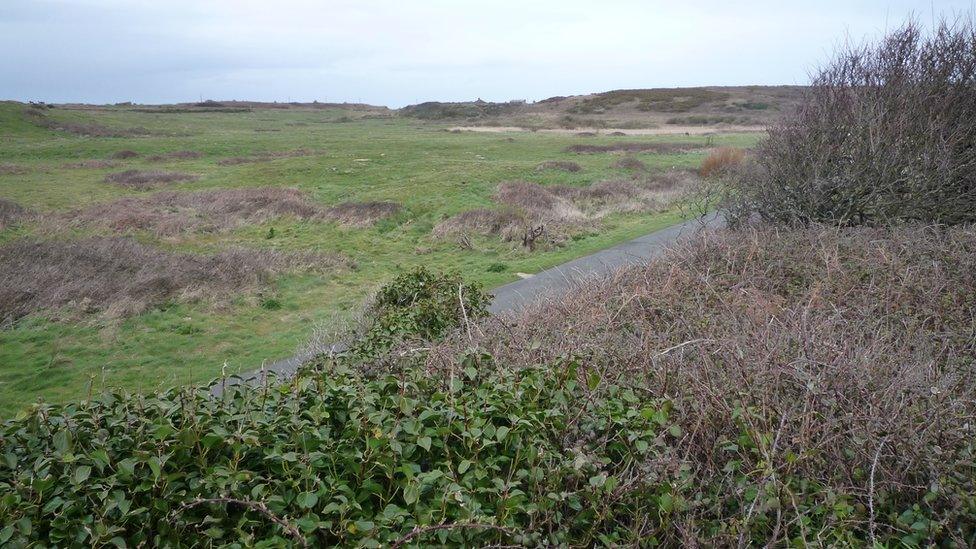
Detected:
[{"left": 726, "top": 19, "right": 976, "bottom": 226}]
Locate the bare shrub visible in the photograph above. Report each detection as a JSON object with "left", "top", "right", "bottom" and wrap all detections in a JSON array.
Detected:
[
  {"left": 325, "top": 201, "right": 401, "bottom": 227},
  {"left": 565, "top": 142, "right": 704, "bottom": 154},
  {"left": 104, "top": 170, "right": 198, "bottom": 190},
  {"left": 611, "top": 156, "right": 646, "bottom": 171},
  {"left": 61, "top": 160, "right": 118, "bottom": 169},
  {"left": 146, "top": 150, "right": 203, "bottom": 162},
  {"left": 59, "top": 187, "right": 325, "bottom": 236},
  {"left": 730, "top": 19, "right": 976, "bottom": 225},
  {"left": 0, "top": 164, "right": 29, "bottom": 176},
  {"left": 0, "top": 199, "right": 31, "bottom": 230},
  {"left": 0, "top": 237, "right": 347, "bottom": 323},
  {"left": 110, "top": 150, "right": 140, "bottom": 159},
  {"left": 699, "top": 147, "right": 745, "bottom": 178},
  {"left": 535, "top": 160, "right": 582, "bottom": 173},
  {"left": 217, "top": 149, "right": 315, "bottom": 166},
  {"left": 425, "top": 224, "right": 976, "bottom": 544}
]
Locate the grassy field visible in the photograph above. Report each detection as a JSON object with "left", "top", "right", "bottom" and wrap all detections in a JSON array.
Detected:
[{"left": 0, "top": 101, "right": 759, "bottom": 415}]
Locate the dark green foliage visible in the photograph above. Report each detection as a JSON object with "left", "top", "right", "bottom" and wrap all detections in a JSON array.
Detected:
[
  {"left": 0, "top": 357, "right": 677, "bottom": 547},
  {"left": 485, "top": 262, "right": 507, "bottom": 273},
  {"left": 349, "top": 267, "right": 488, "bottom": 359}
]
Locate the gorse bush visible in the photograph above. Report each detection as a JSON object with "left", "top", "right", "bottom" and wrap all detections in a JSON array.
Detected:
[{"left": 728, "top": 19, "right": 976, "bottom": 225}]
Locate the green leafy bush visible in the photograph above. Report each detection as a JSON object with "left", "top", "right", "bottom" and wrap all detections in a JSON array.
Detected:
[
  {"left": 349, "top": 267, "right": 488, "bottom": 359},
  {"left": 0, "top": 356, "right": 678, "bottom": 547}
]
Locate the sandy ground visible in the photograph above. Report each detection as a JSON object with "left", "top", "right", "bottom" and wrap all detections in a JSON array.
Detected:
[{"left": 448, "top": 125, "right": 766, "bottom": 135}]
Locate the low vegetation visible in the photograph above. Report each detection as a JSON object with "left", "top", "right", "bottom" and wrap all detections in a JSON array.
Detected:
[
  {"left": 0, "top": 237, "right": 346, "bottom": 323},
  {"left": 4, "top": 222, "right": 974, "bottom": 545},
  {"left": 146, "top": 150, "right": 203, "bottom": 162},
  {"left": 699, "top": 147, "right": 745, "bottom": 178},
  {"left": 61, "top": 160, "right": 118, "bottom": 170},
  {"left": 216, "top": 149, "right": 314, "bottom": 166},
  {"left": 58, "top": 187, "right": 326, "bottom": 236},
  {"left": 325, "top": 201, "right": 402, "bottom": 227},
  {"left": 535, "top": 160, "right": 582, "bottom": 172},
  {"left": 103, "top": 170, "right": 198, "bottom": 190},
  {"left": 0, "top": 199, "right": 30, "bottom": 230},
  {"left": 565, "top": 142, "right": 704, "bottom": 154},
  {"left": 0, "top": 164, "right": 30, "bottom": 176}
]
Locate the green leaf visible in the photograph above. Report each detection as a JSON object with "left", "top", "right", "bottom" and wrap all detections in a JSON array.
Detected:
[
  {"left": 418, "top": 436, "right": 432, "bottom": 451},
  {"left": 148, "top": 456, "right": 162, "bottom": 480},
  {"left": 0, "top": 526, "right": 12, "bottom": 544},
  {"left": 587, "top": 372, "right": 601, "bottom": 390},
  {"left": 458, "top": 460, "right": 472, "bottom": 474},
  {"left": 73, "top": 465, "right": 92, "bottom": 485},
  {"left": 355, "top": 520, "right": 375, "bottom": 533},
  {"left": 296, "top": 492, "right": 318, "bottom": 509},
  {"left": 403, "top": 483, "right": 419, "bottom": 505},
  {"left": 496, "top": 426, "right": 510, "bottom": 442}
]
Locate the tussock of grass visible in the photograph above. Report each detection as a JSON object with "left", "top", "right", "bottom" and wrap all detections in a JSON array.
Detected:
[
  {"left": 699, "top": 146, "right": 745, "bottom": 178},
  {"left": 146, "top": 150, "right": 203, "bottom": 162},
  {"left": 216, "top": 148, "right": 314, "bottom": 166},
  {"left": 59, "top": 187, "right": 326, "bottom": 236},
  {"left": 103, "top": 169, "right": 198, "bottom": 190},
  {"left": 326, "top": 201, "right": 402, "bottom": 227},
  {"left": 61, "top": 159, "right": 118, "bottom": 169},
  {"left": 611, "top": 156, "right": 646, "bottom": 171},
  {"left": 0, "top": 163, "right": 29, "bottom": 176},
  {"left": 0, "top": 199, "right": 31, "bottom": 230},
  {"left": 0, "top": 237, "right": 347, "bottom": 323},
  {"left": 110, "top": 150, "right": 140, "bottom": 159},
  {"left": 535, "top": 160, "right": 582, "bottom": 172}
]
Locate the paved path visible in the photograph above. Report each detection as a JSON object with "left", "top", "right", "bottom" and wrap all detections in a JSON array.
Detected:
[{"left": 215, "top": 213, "right": 722, "bottom": 392}]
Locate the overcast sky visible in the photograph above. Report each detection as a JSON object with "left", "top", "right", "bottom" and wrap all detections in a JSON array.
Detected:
[{"left": 1, "top": 0, "right": 972, "bottom": 107}]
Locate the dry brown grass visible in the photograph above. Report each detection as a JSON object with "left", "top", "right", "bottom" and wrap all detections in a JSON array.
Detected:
[
  {"left": 535, "top": 160, "right": 582, "bottom": 173},
  {"left": 325, "top": 201, "right": 401, "bottom": 227},
  {"left": 146, "top": 151, "right": 203, "bottom": 162},
  {"left": 0, "top": 199, "right": 31, "bottom": 230},
  {"left": 217, "top": 149, "right": 315, "bottom": 166},
  {"left": 433, "top": 172, "right": 696, "bottom": 248},
  {"left": 61, "top": 160, "right": 118, "bottom": 170},
  {"left": 611, "top": 156, "right": 647, "bottom": 171},
  {"left": 104, "top": 170, "right": 198, "bottom": 190},
  {"left": 565, "top": 142, "right": 704, "bottom": 154},
  {"left": 425, "top": 224, "right": 976, "bottom": 544},
  {"left": 699, "top": 146, "right": 745, "bottom": 178},
  {"left": 110, "top": 150, "right": 140, "bottom": 160},
  {"left": 0, "top": 237, "right": 347, "bottom": 323},
  {"left": 59, "top": 187, "right": 325, "bottom": 236},
  {"left": 0, "top": 164, "right": 30, "bottom": 176}
]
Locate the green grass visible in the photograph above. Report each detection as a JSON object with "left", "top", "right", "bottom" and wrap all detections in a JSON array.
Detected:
[{"left": 0, "top": 101, "right": 761, "bottom": 415}]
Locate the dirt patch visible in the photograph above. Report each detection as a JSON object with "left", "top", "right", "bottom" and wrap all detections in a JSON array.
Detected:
[
  {"left": 0, "top": 199, "right": 31, "bottom": 230},
  {"left": 61, "top": 160, "right": 119, "bottom": 170},
  {"left": 0, "top": 237, "right": 348, "bottom": 323},
  {"left": 0, "top": 164, "right": 30, "bottom": 176},
  {"left": 326, "top": 201, "right": 401, "bottom": 227},
  {"left": 146, "top": 151, "right": 203, "bottom": 162},
  {"left": 110, "top": 150, "right": 140, "bottom": 160},
  {"left": 611, "top": 156, "right": 647, "bottom": 171},
  {"left": 104, "top": 170, "right": 198, "bottom": 190},
  {"left": 535, "top": 161, "right": 582, "bottom": 173},
  {"left": 217, "top": 149, "right": 315, "bottom": 166},
  {"left": 565, "top": 142, "right": 704, "bottom": 154},
  {"left": 60, "top": 187, "right": 325, "bottom": 236}
]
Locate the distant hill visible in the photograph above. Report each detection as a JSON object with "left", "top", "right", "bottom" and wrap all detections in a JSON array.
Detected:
[{"left": 399, "top": 86, "right": 806, "bottom": 129}]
